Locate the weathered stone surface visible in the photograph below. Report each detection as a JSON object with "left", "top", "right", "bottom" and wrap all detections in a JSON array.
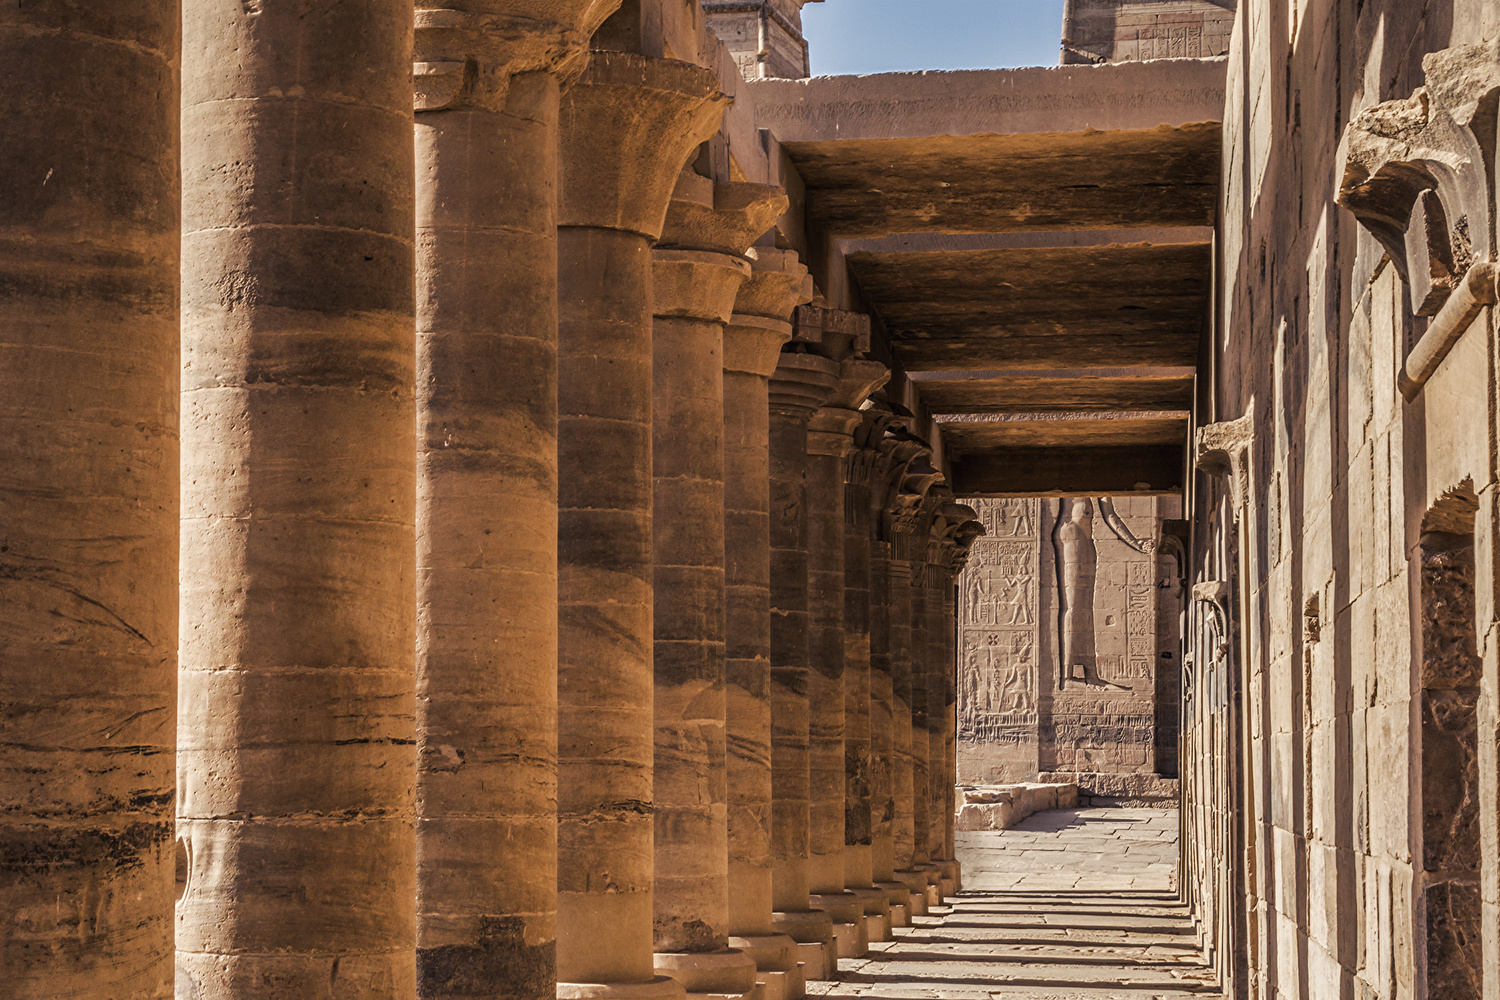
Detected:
[
  {"left": 0, "top": 5, "right": 180, "bottom": 996},
  {"left": 177, "top": 3, "right": 418, "bottom": 995}
]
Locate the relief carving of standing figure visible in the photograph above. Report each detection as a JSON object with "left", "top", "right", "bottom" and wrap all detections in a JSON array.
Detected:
[{"left": 1054, "top": 497, "right": 1097, "bottom": 686}]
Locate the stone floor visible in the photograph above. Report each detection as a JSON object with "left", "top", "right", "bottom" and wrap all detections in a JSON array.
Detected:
[{"left": 813, "top": 809, "right": 1221, "bottom": 998}]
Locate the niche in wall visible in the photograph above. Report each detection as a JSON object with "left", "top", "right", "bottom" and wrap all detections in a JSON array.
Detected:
[{"left": 1416, "top": 491, "right": 1483, "bottom": 1000}]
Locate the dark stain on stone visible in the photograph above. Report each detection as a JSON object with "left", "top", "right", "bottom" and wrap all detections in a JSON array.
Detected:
[{"left": 417, "top": 915, "right": 555, "bottom": 1000}]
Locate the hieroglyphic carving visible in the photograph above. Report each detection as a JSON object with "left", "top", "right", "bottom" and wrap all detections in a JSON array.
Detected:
[
  {"left": 959, "top": 500, "right": 1040, "bottom": 744},
  {"left": 1125, "top": 560, "right": 1156, "bottom": 688}
]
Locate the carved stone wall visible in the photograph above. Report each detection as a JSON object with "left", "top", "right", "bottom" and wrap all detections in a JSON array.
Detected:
[
  {"left": 957, "top": 499, "right": 1042, "bottom": 783},
  {"left": 957, "top": 497, "right": 1180, "bottom": 785},
  {"left": 1061, "top": 0, "right": 1236, "bottom": 65}
]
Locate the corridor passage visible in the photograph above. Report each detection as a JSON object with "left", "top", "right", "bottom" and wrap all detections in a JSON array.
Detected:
[{"left": 813, "top": 809, "right": 1221, "bottom": 999}]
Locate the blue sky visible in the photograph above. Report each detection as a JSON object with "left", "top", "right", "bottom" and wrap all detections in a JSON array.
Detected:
[{"left": 801, "top": 0, "right": 1067, "bottom": 76}]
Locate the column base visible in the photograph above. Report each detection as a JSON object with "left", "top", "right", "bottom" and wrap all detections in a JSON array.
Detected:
[
  {"left": 845, "top": 886, "right": 891, "bottom": 942},
  {"left": 893, "top": 870, "right": 930, "bottom": 917},
  {"left": 729, "top": 935, "right": 805, "bottom": 1000},
  {"left": 807, "top": 892, "right": 869, "bottom": 958},
  {"left": 771, "top": 911, "right": 835, "bottom": 982},
  {"left": 654, "top": 950, "right": 759, "bottom": 998},
  {"left": 936, "top": 858, "right": 962, "bottom": 893},
  {"left": 875, "top": 882, "right": 912, "bottom": 927},
  {"left": 917, "top": 864, "right": 944, "bottom": 907},
  {"left": 559, "top": 976, "right": 688, "bottom": 1000}
]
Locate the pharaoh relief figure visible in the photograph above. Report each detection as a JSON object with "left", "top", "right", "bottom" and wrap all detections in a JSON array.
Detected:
[{"left": 1054, "top": 497, "right": 1097, "bottom": 685}]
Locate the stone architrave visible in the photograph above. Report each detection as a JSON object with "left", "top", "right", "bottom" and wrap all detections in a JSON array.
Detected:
[
  {"left": 649, "top": 176, "right": 785, "bottom": 998},
  {"left": 410, "top": 5, "right": 616, "bottom": 998},
  {"left": 722, "top": 249, "right": 814, "bottom": 993},
  {"left": 0, "top": 6, "right": 179, "bottom": 996},
  {"left": 957, "top": 501, "right": 1043, "bottom": 783},
  {"left": 555, "top": 50, "right": 728, "bottom": 999},
  {"left": 177, "top": 4, "right": 419, "bottom": 996}
]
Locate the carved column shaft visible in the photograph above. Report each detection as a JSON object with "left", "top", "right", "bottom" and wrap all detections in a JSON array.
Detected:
[
  {"left": 412, "top": 7, "right": 616, "bottom": 996},
  {"left": 555, "top": 51, "right": 727, "bottom": 992},
  {"left": 908, "top": 543, "right": 932, "bottom": 868},
  {"left": 648, "top": 178, "right": 784, "bottom": 999},
  {"left": 0, "top": 6, "right": 179, "bottom": 995},
  {"left": 722, "top": 250, "right": 809, "bottom": 984},
  {"left": 925, "top": 554, "right": 951, "bottom": 864},
  {"left": 177, "top": 4, "right": 419, "bottom": 996},
  {"left": 868, "top": 538, "right": 896, "bottom": 884},
  {"left": 843, "top": 469, "right": 875, "bottom": 891},
  {"left": 804, "top": 436, "right": 848, "bottom": 897},
  {"left": 766, "top": 352, "right": 839, "bottom": 957},
  {"left": 888, "top": 553, "right": 916, "bottom": 873}
]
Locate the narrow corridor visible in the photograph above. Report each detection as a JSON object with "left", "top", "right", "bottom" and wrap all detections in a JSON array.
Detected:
[{"left": 812, "top": 810, "right": 1220, "bottom": 999}]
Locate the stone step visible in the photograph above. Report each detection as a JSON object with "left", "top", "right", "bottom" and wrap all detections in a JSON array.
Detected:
[{"left": 795, "top": 942, "right": 833, "bottom": 981}]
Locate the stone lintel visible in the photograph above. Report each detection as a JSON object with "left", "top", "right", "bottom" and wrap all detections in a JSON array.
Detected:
[
  {"left": 748, "top": 59, "right": 1227, "bottom": 143},
  {"left": 951, "top": 446, "right": 1184, "bottom": 497}
]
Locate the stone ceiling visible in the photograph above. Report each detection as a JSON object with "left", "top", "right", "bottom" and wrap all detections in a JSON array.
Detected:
[{"left": 750, "top": 58, "right": 1227, "bottom": 496}]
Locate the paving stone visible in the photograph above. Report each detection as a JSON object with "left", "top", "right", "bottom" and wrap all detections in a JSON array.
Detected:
[{"left": 805, "top": 809, "right": 1220, "bottom": 998}]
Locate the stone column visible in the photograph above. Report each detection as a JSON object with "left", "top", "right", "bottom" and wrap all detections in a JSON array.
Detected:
[
  {"left": 650, "top": 177, "right": 785, "bottom": 999},
  {"left": 178, "top": 4, "right": 418, "bottom": 997},
  {"left": 929, "top": 506, "right": 977, "bottom": 898},
  {"left": 924, "top": 513, "right": 952, "bottom": 892},
  {"left": 806, "top": 359, "right": 887, "bottom": 957},
  {"left": 555, "top": 50, "right": 727, "bottom": 998},
  {"left": 867, "top": 428, "right": 924, "bottom": 926},
  {"left": 723, "top": 250, "right": 814, "bottom": 998},
  {"left": 0, "top": 6, "right": 179, "bottom": 996},
  {"left": 411, "top": 7, "right": 613, "bottom": 998},
  {"left": 767, "top": 352, "right": 840, "bottom": 975},
  {"left": 888, "top": 485, "right": 931, "bottom": 913}
]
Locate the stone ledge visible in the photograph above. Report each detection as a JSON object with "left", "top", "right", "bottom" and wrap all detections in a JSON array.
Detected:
[
  {"left": 1035, "top": 771, "right": 1180, "bottom": 808},
  {"left": 953, "top": 781, "right": 1080, "bottom": 830}
]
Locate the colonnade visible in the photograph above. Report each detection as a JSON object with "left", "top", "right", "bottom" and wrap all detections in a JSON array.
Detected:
[{"left": 0, "top": 6, "right": 979, "bottom": 1000}]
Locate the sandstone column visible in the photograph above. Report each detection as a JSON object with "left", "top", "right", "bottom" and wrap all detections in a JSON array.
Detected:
[
  {"left": 767, "top": 351, "right": 840, "bottom": 974},
  {"left": 723, "top": 249, "right": 814, "bottom": 997},
  {"left": 177, "top": 4, "right": 418, "bottom": 996},
  {"left": 806, "top": 358, "right": 888, "bottom": 957},
  {"left": 555, "top": 50, "right": 727, "bottom": 998},
  {"left": 411, "top": 7, "right": 615, "bottom": 998},
  {"left": 0, "top": 6, "right": 179, "bottom": 996},
  {"left": 886, "top": 497, "right": 923, "bottom": 915},
  {"left": 649, "top": 177, "right": 785, "bottom": 999},
  {"left": 923, "top": 509, "right": 952, "bottom": 893},
  {"left": 867, "top": 424, "right": 924, "bottom": 926},
  {"left": 843, "top": 439, "right": 878, "bottom": 902}
]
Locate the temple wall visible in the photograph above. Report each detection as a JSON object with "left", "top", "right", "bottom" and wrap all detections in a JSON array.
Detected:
[
  {"left": 1062, "top": 0, "right": 1236, "bottom": 64},
  {"left": 1186, "top": 2, "right": 1500, "bottom": 998},
  {"left": 957, "top": 497, "right": 1183, "bottom": 785}
]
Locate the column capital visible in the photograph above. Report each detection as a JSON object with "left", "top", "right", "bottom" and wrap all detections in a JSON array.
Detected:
[
  {"left": 807, "top": 359, "right": 889, "bottom": 456},
  {"left": 414, "top": 1, "right": 617, "bottom": 112},
  {"left": 661, "top": 173, "right": 789, "bottom": 256},
  {"left": 768, "top": 350, "right": 840, "bottom": 421},
  {"left": 651, "top": 248, "right": 750, "bottom": 322},
  {"left": 559, "top": 52, "right": 730, "bottom": 238},
  {"left": 724, "top": 249, "right": 812, "bottom": 377}
]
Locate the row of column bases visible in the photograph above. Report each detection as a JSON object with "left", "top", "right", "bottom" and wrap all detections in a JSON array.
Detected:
[{"left": 0, "top": 5, "right": 983, "bottom": 1000}]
